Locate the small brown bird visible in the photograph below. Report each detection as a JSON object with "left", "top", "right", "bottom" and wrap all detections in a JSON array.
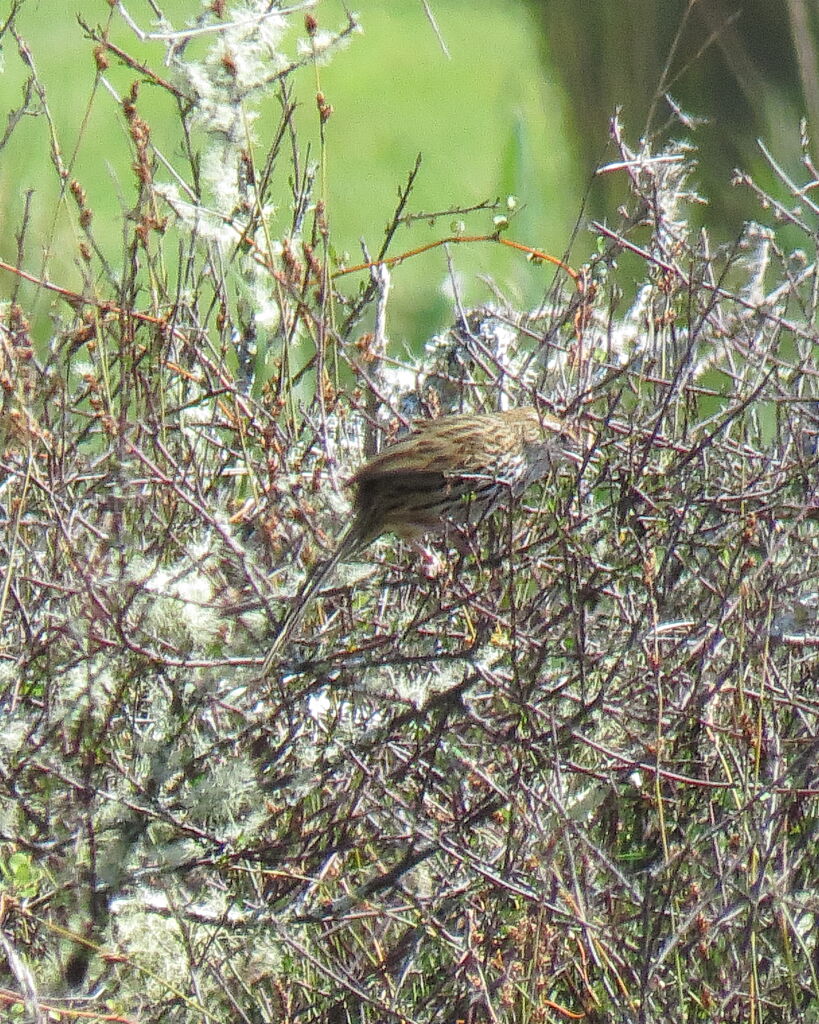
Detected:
[{"left": 261, "top": 406, "right": 581, "bottom": 670}]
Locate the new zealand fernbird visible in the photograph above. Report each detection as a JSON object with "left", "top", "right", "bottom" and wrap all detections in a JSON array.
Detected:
[{"left": 261, "top": 406, "right": 582, "bottom": 671}]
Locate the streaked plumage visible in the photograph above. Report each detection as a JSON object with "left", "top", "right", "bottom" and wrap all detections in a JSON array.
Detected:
[{"left": 260, "top": 407, "right": 580, "bottom": 671}]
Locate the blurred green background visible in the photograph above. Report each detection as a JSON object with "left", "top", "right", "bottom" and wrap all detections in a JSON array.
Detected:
[
  {"left": 1, "top": 0, "right": 578, "bottom": 348},
  {"left": 1, "top": 0, "right": 814, "bottom": 346}
]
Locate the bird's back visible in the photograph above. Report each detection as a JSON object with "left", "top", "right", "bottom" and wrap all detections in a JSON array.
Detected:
[{"left": 348, "top": 407, "right": 566, "bottom": 545}]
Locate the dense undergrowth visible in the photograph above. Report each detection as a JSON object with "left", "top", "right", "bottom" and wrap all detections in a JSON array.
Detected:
[{"left": 1, "top": 3, "right": 818, "bottom": 1022}]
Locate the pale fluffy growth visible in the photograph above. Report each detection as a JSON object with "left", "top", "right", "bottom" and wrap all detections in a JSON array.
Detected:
[
  {"left": 172, "top": 2, "right": 289, "bottom": 214},
  {"left": 296, "top": 24, "right": 357, "bottom": 66},
  {"left": 112, "top": 907, "right": 190, "bottom": 992},
  {"left": 247, "top": 269, "right": 283, "bottom": 330},
  {"left": 129, "top": 546, "right": 221, "bottom": 653},
  {"left": 605, "top": 283, "right": 656, "bottom": 365},
  {"left": 152, "top": 182, "right": 237, "bottom": 247}
]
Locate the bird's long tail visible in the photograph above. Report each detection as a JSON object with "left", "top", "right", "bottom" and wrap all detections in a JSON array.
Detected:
[{"left": 259, "top": 524, "right": 358, "bottom": 675}]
